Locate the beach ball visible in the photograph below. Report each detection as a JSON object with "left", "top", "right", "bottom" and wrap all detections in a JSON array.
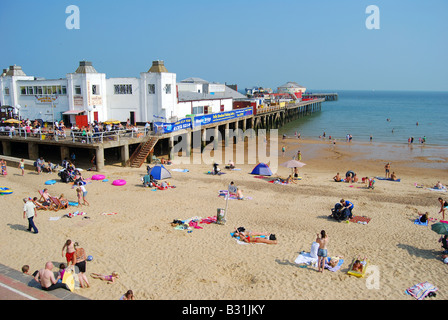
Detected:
[{"left": 87, "top": 255, "right": 93, "bottom": 261}]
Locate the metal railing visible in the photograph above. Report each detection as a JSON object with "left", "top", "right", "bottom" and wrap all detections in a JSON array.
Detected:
[{"left": 0, "top": 127, "right": 153, "bottom": 144}]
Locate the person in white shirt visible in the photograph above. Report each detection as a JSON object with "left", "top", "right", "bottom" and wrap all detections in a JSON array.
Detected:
[{"left": 23, "top": 198, "right": 38, "bottom": 234}]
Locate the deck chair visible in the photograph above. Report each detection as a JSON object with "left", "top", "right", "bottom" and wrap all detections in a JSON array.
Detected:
[
  {"left": 32, "top": 200, "right": 51, "bottom": 211},
  {"left": 49, "top": 196, "right": 65, "bottom": 211}
]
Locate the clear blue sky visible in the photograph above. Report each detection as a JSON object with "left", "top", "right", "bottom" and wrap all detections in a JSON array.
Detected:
[{"left": 1, "top": 0, "right": 447, "bottom": 91}]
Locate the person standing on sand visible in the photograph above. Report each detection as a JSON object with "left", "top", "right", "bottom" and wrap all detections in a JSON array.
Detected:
[
  {"left": 23, "top": 198, "right": 38, "bottom": 234},
  {"left": 316, "top": 230, "right": 329, "bottom": 273},
  {"left": 385, "top": 162, "right": 391, "bottom": 179},
  {"left": 62, "top": 239, "right": 76, "bottom": 267},
  {"left": 438, "top": 197, "right": 448, "bottom": 221}
]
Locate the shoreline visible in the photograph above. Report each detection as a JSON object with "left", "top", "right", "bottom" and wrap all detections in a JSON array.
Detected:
[{"left": 1, "top": 136, "right": 447, "bottom": 300}]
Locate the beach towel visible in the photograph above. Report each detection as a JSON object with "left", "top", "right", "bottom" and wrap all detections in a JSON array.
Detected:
[
  {"left": 426, "top": 187, "right": 447, "bottom": 192},
  {"left": 324, "top": 257, "right": 344, "bottom": 272},
  {"left": 405, "top": 282, "right": 438, "bottom": 300},
  {"left": 65, "top": 211, "right": 87, "bottom": 218},
  {"left": 349, "top": 216, "right": 371, "bottom": 224},
  {"left": 294, "top": 242, "right": 319, "bottom": 265},
  {"left": 414, "top": 218, "right": 428, "bottom": 226},
  {"left": 375, "top": 177, "right": 401, "bottom": 182},
  {"left": 172, "top": 169, "right": 189, "bottom": 172},
  {"left": 68, "top": 201, "right": 78, "bottom": 207},
  {"left": 229, "top": 232, "right": 267, "bottom": 245},
  {"left": 200, "top": 216, "right": 217, "bottom": 224},
  {"left": 100, "top": 212, "right": 117, "bottom": 216},
  {"left": 218, "top": 190, "right": 252, "bottom": 200}
]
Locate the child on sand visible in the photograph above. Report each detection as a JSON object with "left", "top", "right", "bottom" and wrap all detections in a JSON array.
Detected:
[
  {"left": 62, "top": 239, "right": 76, "bottom": 267},
  {"left": 76, "top": 188, "right": 83, "bottom": 207},
  {"left": 18, "top": 159, "right": 25, "bottom": 176},
  {"left": 90, "top": 272, "right": 119, "bottom": 284}
]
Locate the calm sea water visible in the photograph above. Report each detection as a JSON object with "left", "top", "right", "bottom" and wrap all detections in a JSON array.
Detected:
[{"left": 279, "top": 90, "right": 448, "bottom": 146}]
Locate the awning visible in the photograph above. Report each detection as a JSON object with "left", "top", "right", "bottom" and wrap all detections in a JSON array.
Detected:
[{"left": 63, "top": 110, "right": 85, "bottom": 115}]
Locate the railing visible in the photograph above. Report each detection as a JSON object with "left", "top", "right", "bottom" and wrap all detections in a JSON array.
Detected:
[
  {"left": 0, "top": 127, "right": 153, "bottom": 144},
  {"left": 255, "top": 98, "right": 324, "bottom": 115}
]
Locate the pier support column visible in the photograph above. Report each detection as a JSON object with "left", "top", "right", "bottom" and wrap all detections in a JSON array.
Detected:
[
  {"left": 225, "top": 123, "right": 230, "bottom": 147},
  {"left": 2, "top": 141, "right": 11, "bottom": 156},
  {"left": 60, "top": 146, "right": 70, "bottom": 162},
  {"left": 96, "top": 146, "right": 105, "bottom": 172},
  {"left": 169, "top": 136, "right": 174, "bottom": 160},
  {"left": 214, "top": 126, "right": 219, "bottom": 150},
  {"left": 28, "top": 142, "right": 39, "bottom": 160},
  {"left": 185, "top": 131, "right": 191, "bottom": 157},
  {"left": 121, "top": 142, "right": 129, "bottom": 166}
]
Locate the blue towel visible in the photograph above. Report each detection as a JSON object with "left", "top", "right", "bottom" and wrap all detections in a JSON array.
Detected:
[{"left": 414, "top": 218, "right": 428, "bottom": 226}]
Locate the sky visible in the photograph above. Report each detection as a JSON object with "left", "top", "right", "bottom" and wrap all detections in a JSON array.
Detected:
[{"left": 1, "top": 0, "right": 447, "bottom": 92}]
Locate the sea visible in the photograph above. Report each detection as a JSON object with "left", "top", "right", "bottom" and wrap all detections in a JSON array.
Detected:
[{"left": 278, "top": 90, "right": 448, "bottom": 147}]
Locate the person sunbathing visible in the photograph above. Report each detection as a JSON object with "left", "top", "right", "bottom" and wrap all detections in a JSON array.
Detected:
[
  {"left": 390, "top": 172, "right": 398, "bottom": 181},
  {"left": 233, "top": 228, "right": 277, "bottom": 244},
  {"left": 352, "top": 260, "right": 363, "bottom": 272},
  {"left": 90, "top": 272, "right": 119, "bottom": 284},
  {"left": 236, "top": 188, "right": 244, "bottom": 200}
]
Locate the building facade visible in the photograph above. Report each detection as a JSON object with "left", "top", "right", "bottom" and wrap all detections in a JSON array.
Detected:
[{"left": 0, "top": 60, "right": 245, "bottom": 126}]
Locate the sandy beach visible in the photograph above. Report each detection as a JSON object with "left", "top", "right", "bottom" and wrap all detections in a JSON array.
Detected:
[{"left": 1, "top": 136, "right": 447, "bottom": 300}]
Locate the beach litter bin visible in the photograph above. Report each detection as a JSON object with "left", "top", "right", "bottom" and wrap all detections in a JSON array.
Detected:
[{"left": 217, "top": 208, "right": 226, "bottom": 225}]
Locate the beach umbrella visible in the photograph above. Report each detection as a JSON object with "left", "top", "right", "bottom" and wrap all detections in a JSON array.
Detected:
[
  {"left": 431, "top": 222, "right": 448, "bottom": 236},
  {"left": 4, "top": 118, "right": 21, "bottom": 124},
  {"left": 280, "top": 160, "right": 306, "bottom": 168}
]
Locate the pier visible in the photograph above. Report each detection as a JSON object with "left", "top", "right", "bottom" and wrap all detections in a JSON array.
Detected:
[
  {"left": 303, "top": 93, "right": 338, "bottom": 101},
  {"left": 0, "top": 98, "right": 326, "bottom": 171}
]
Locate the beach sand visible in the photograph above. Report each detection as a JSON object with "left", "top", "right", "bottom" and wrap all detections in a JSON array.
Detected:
[{"left": 1, "top": 136, "right": 447, "bottom": 300}]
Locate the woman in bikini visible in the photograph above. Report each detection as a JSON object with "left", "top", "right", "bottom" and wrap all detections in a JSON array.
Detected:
[{"left": 233, "top": 228, "right": 277, "bottom": 244}]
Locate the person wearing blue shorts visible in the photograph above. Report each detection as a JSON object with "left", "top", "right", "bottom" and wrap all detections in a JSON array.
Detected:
[{"left": 316, "top": 230, "right": 329, "bottom": 273}]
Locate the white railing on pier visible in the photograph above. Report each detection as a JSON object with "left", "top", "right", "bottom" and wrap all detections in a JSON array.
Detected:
[{"left": 0, "top": 127, "right": 153, "bottom": 144}]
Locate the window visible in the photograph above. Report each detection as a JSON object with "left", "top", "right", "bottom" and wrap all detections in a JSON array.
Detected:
[
  {"left": 75, "top": 85, "right": 81, "bottom": 95},
  {"left": 27, "top": 86, "right": 34, "bottom": 95},
  {"left": 148, "top": 84, "right": 155, "bottom": 94},
  {"left": 114, "top": 84, "right": 133, "bottom": 94},
  {"left": 4, "top": 87, "right": 9, "bottom": 95},
  {"left": 20, "top": 87, "right": 26, "bottom": 95},
  {"left": 92, "top": 84, "right": 99, "bottom": 95},
  {"left": 192, "top": 106, "right": 204, "bottom": 115},
  {"left": 18, "top": 85, "right": 66, "bottom": 95},
  {"left": 165, "top": 84, "right": 171, "bottom": 94},
  {"left": 62, "top": 86, "right": 67, "bottom": 95}
]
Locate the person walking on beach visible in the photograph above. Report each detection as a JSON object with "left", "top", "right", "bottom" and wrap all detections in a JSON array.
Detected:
[
  {"left": 34, "top": 261, "right": 70, "bottom": 291},
  {"left": 23, "top": 198, "right": 38, "bottom": 234},
  {"left": 316, "top": 230, "right": 329, "bottom": 273},
  {"left": 385, "top": 162, "right": 391, "bottom": 179},
  {"left": 282, "top": 145, "right": 286, "bottom": 157}
]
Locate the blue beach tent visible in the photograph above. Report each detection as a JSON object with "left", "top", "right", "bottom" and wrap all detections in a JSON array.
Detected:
[
  {"left": 250, "top": 163, "right": 273, "bottom": 176},
  {"left": 149, "top": 165, "right": 172, "bottom": 180}
]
